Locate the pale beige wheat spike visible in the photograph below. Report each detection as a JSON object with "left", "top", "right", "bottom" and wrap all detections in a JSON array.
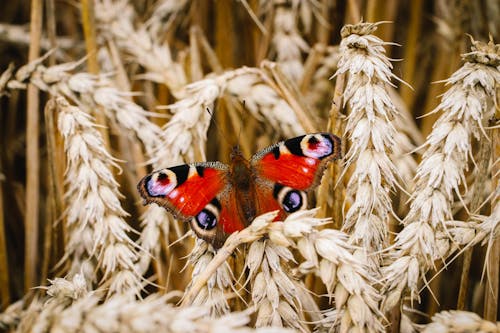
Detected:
[
  {"left": 181, "top": 212, "right": 277, "bottom": 312},
  {"left": 223, "top": 67, "right": 306, "bottom": 137},
  {"left": 3, "top": 55, "right": 164, "bottom": 160},
  {"left": 274, "top": 209, "right": 385, "bottom": 333},
  {"left": 0, "top": 275, "right": 89, "bottom": 332},
  {"left": 94, "top": 0, "right": 187, "bottom": 97},
  {"left": 146, "top": 0, "right": 190, "bottom": 39},
  {"left": 184, "top": 239, "right": 232, "bottom": 316},
  {"left": 268, "top": 0, "right": 310, "bottom": 82},
  {"left": 303, "top": 45, "right": 341, "bottom": 113},
  {"left": 383, "top": 37, "right": 499, "bottom": 312},
  {"left": 56, "top": 97, "right": 141, "bottom": 296},
  {"left": 335, "top": 21, "right": 404, "bottom": 270},
  {"left": 182, "top": 211, "right": 323, "bottom": 330},
  {"left": 48, "top": 292, "right": 294, "bottom": 333},
  {"left": 9, "top": 276, "right": 293, "bottom": 332},
  {"left": 0, "top": 300, "right": 23, "bottom": 330},
  {"left": 246, "top": 238, "right": 309, "bottom": 331},
  {"left": 420, "top": 310, "right": 499, "bottom": 333},
  {"left": 256, "top": 0, "right": 327, "bottom": 82}
]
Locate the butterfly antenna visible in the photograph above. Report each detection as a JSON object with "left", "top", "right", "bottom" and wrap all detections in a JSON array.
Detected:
[
  {"left": 206, "top": 107, "right": 232, "bottom": 148},
  {"left": 236, "top": 100, "right": 247, "bottom": 148}
]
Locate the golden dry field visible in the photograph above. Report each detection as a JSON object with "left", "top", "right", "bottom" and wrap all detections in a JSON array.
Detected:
[{"left": 0, "top": 1, "right": 499, "bottom": 332}]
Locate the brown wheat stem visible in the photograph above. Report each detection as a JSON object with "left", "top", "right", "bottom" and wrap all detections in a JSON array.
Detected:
[
  {"left": 317, "top": 71, "right": 345, "bottom": 221},
  {"left": 45, "top": 0, "right": 56, "bottom": 66},
  {"left": 346, "top": 0, "right": 361, "bottom": 23},
  {"left": 458, "top": 135, "right": 491, "bottom": 309},
  {"left": 484, "top": 120, "right": 500, "bottom": 320},
  {"left": 365, "top": 0, "right": 377, "bottom": 22},
  {"left": 300, "top": 44, "right": 323, "bottom": 95},
  {"left": 317, "top": 0, "right": 330, "bottom": 44},
  {"left": 80, "top": 0, "right": 109, "bottom": 146},
  {"left": 41, "top": 99, "right": 61, "bottom": 283},
  {"left": 24, "top": 0, "right": 43, "bottom": 292},
  {"left": 457, "top": 249, "right": 472, "bottom": 310},
  {"left": 0, "top": 163, "right": 9, "bottom": 309},
  {"left": 400, "top": 0, "right": 423, "bottom": 109}
]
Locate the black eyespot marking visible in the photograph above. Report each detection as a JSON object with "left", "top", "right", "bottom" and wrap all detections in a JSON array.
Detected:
[
  {"left": 271, "top": 146, "right": 281, "bottom": 159},
  {"left": 157, "top": 172, "right": 167, "bottom": 181},
  {"left": 308, "top": 136, "right": 320, "bottom": 145},
  {"left": 196, "top": 166, "right": 205, "bottom": 177},
  {"left": 284, "top": 135, "right": 306, "bottom": 157},
  {"left": 210, "top": 197, "right": 221, "bottom": 210},
  {"left": 169, "top": 165, "right": 190, "bottom": 185},
  {"left": 273, "top": 183, "right": 284, "bottom": 199},
  {"left": 195, "top": 209, "right": 217, "bottom": 230},
  {"left": 282, "top": 190, "right": 303, "bottom": 213}
]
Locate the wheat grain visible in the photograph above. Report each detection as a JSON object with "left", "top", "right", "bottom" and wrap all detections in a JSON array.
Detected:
[
  {"left": 94, "top": 0, "right": 187, "bottom": 97},
  {"left": 146, "top": 0, "right": 189, "bottom": 38},
  {"left": 0, "top": 300, "right": 23, "bottom": 330},
  {"left": 270, "top": 2, "right": 309, "bottom": 82},
  {"left": 421, "top": 310, "right": 499, "bottom": 333}
]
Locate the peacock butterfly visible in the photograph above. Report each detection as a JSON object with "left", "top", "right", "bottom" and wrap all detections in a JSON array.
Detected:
[{"left": 137, "top": 133, "right": 341, "bottom": 248}]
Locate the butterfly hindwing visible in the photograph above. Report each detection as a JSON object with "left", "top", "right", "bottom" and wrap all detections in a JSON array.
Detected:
[{"left": 252, "top": 133, "right": 341, "bottom": 217}]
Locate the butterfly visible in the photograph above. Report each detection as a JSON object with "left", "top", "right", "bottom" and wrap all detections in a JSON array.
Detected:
[{"left": 137, "top": 133, "right": 341, "bottom": 248}]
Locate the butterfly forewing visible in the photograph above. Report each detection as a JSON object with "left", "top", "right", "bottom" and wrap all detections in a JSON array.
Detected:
[
  {"left": 137, "top": 162, "right": 228, "bottom": 219},
  {"left": 251, "top": 133, "right": 342, "bottom": 219}
]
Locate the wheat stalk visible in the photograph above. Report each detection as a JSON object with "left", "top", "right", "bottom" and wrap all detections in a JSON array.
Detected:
[
  {"left": 383, "top": 37, "right": 499, "bottom": 313},
  {"left": 335, "top": 22, "right": 404, "bottom": 273},
  {"left": 56, "top": 97, "right": 141, "bottom": 296}
]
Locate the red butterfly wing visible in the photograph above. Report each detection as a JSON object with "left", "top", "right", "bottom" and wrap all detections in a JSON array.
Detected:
[
  {"left": 138, "top": 162, "right": 246, "bottom": 248},
  {"left": 252, "top": 133, "right": 341, "bottom": 217},
  {"left": 138, "top": 162, "right": 228, "bottom": 218}
]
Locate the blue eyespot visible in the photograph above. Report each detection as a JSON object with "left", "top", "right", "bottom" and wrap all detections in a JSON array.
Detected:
[
  {"left": 282, "top": 190, "right": 303, "bottom": 212},
  {"left": 195, "top": 209, "right": 217, "bottom": 230}
]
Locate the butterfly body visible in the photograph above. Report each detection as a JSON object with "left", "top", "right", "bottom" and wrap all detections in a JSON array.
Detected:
[{"left": 138, "top": 133, "right": 341, "bottom": 248}]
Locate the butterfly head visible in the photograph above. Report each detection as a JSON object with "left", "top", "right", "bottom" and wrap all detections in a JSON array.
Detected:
[{"left": 229, "top": 144, "right": 245, "bottom": 160}]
